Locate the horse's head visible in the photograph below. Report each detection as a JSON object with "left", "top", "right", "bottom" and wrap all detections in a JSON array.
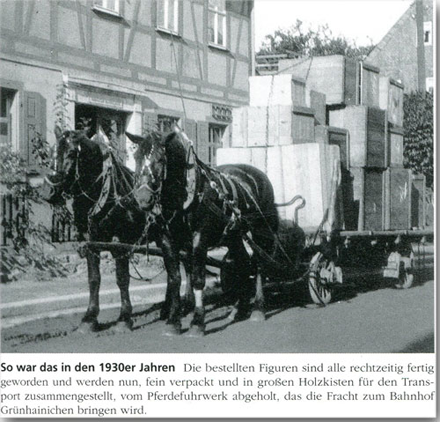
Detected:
[
  {"left": 41, "top": 126, "right": 92, "bottom": 204},
  {"left": 126, "top": 130, "right": 167, "bottom": 211}
]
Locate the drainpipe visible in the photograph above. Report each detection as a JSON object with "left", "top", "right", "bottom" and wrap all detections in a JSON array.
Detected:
[{"left": 415, "top": 0, "right": 426, "bottom": 94}]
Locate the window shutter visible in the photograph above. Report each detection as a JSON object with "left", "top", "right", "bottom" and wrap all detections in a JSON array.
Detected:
[
  {"left": 142, "top": 111, "right": 157, "bottom": 135},
  {"left": 196, "top": 121, "right": 209, "bottom": 163},
  {"left": 157, "top": 0, "right": 165, "bottom": 27},
  {"left": 183, "top": 119, "right": 197, "bottom": 145},
  {"left": 22, "top": 91, "right": 46, "bottom": 168}
]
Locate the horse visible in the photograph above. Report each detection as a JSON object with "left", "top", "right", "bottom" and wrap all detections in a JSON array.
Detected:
[
  {"left": 126, "top": 129, "right": 279, "bottom": 336},
  {"left": 41, "top": 126, "right": 152, "bottom": 333}
]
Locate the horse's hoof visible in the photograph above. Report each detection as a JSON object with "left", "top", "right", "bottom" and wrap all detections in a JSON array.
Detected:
[
  {"left": 112, "top": 320, "right": 133, "bottom": 333},
  {"left": 159, "top": 310, "right": 170, "bottom": 321},
  {"left": 250, "top": 310, "right": 265, "bottom": 322},
  {"left": 76, "top": 321, "right": 99, "bottom": 334},
  {"left": 162, "top": 324, "right": 181, "bottom": 337},
  {"left": 229, "top": 307, "right": 249, "bottom": 322},
  {"left": 228, "top": 308, "right": 238, "bottom": 321},
  {"left": 186, "top": 325, "right": 205, "bottom": 338}
]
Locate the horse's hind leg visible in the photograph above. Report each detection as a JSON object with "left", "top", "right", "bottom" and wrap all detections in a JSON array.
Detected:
[
  {"left": 227, "top": 239, "right": 252, "bottom": 322},
  {"left": 250, "top": 269, "right": 266, "bottom": 322},
  {"left": 79, "top": 250, "right": 101, "bottom": 332},
  {"left": 113, "top": 254, "right": 133, "bottom": 331},
  {"left": 187, "top": 231, "right": 208, "bottom": 337}
]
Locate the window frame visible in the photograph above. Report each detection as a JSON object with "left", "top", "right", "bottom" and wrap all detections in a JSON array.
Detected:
[
  {"left": 0, "top": 89, "right": 14, "bottom": 146},
  {"left": 423, "top": 21, "right": 432, "bottom": 46},
  {"left": 93, "top": 0, "right": 122, "bottom": 17},
  {"left": 156, "top": 0, "right": 180, "bottom": 36},
  {"left": 208, "top": 123, "right": 226, "bottom": 166},
  {"left": 208, "top": 3, "right": 227, "bottom": 49},
  {"left": 157, "top": 114, "right": 181, "bottom": 134}
]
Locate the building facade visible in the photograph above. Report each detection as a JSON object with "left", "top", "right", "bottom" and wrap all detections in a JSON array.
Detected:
[
  {"left": 366, "top": 0, "right": 434, "bottom": 93},
  {"left": 0, "top": 0, "right": 254, "bottom": 173}
]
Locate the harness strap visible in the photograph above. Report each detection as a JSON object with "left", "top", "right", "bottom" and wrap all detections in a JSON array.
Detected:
[
  {"left": 89, "top": 153, "right": 113, "bottom": 217},
  {"left": 224, "top": 175, "right": 239, "bottom": 205}
]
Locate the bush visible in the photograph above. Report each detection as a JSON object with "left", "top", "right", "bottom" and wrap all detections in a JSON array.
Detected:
[
  {"left": 0, "top": 139, "right": 68, "bottom": 282},
  {"left": 403, "top": 91, "right": 434, "bottom": 188}
]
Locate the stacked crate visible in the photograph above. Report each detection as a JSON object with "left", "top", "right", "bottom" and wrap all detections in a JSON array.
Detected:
[
  {"left": 278, "top": 55, "right": 413, "bottom": 231},
  {"left": 229, "top": 74, "right": 315, "bottom": 147},
  {"left": 324, "top": 66, "right": 410, "bottom": 231},
  {"left": 218, "top": 73, "right": 343, "bottom": 232}
]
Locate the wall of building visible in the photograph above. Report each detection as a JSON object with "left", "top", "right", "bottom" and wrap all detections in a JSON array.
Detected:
[
  {"left": 366, "top": 0, "right": 433, "bottom": 93},
  {"left": 0, "top": 0, "right": 253, "bottom": 169}
]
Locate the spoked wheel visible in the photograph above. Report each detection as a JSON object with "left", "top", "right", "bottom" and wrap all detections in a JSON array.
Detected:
[
  {"left": 395, "top": 252, "right": 415, "bottom": 289},
  {"left": 308, "top": 252, "right": 343, "bottom": 306}
]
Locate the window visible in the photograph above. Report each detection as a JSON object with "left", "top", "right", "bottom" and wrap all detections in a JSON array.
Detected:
[
  {"left": 423, "top": 21, "right": 432, "bottom": 45},
  {"left": 157, "top": 0, "right": 179, "bottom": 34},
  {"left": 208, "top": 0, "right": 227, "bottom": 48},
  {"left": 0, "top": 88, "right": 16, "bottom": 147},
  {"left": 93, "top": 0, "right": 120, "bottom": 16},
  {"left": 75, "top": 104, "right": 127, "bottom": 163},
  {"left": 157, "top": 115, "right": 180, "bottom": 133},
  {"left": 208, "top": 124, "right": 225, "bottom": 166}
]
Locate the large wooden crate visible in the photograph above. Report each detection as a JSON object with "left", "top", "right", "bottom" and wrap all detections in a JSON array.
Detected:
[
  {"left": 388, "top": 126, "right": 404, "bottom": 167},
  {"left": 411, "top": 174, "right": 426, "bottom": 229},
  {"left": 348, "top": 167, "right": 386, "bottom": 231},
  {"left": 278, "top": 55, "right": 358, "bottom": 105},
  {"left": 291, "top": 106, "right": 315, "bottom": 144},
  {"left": 249, "top": 74, "right": 306, "bottom": 107},
  {"left": 232, "top": 105, "right": 315, "bottom": 147},
  {"left": 315, "top": 125, "right": 350, "bottom": 169},
  {"left": 361, "top": 63, "right": 380, "bottom": 108},
  {"left": 306, "top": 89, "right": 326, "bottom": 125},
  {"left": 384, "top": 168, "right": 412, "bottom": 230},
  {"left": 379, "top": 76, "right": 404, "bottom": 127},
  {"left": 329, "top": 105, "right": 388, "bottom": 168},
  {"left": 230, "top": 107, "right": 248, "bottom": 147},
  {"left": 217, "top": 144, "right": 343, "bottom": 231}
]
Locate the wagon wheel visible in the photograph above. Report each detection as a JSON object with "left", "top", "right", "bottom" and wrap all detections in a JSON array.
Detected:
[
  {"left": 395, "top": 252, "right": 415, "bottom": 289},
  {"left": 308, "top": 252, "right": 342, "bottom": 305}
]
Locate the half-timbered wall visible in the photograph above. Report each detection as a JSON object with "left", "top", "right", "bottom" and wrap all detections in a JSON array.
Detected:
[{"left": 0, "top": 0, "right": 253, "bottom": 169}]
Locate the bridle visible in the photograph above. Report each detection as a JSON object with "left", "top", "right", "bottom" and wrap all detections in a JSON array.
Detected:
[{"left": 136, "top": 140, "right": 167, "bottom": 199}]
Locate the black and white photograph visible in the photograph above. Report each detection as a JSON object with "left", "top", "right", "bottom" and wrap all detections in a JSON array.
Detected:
[{"left": 0, "top": 0, "right": 435, "bottom": 417}]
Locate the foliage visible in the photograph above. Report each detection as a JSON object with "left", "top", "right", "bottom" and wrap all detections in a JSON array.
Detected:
[
  {"left": 403, "top": 91, "right": 434, "bottom": 187},
  {"left": 0, "top": 138, "right": 68, "bottom": 282},
  {"left": 258, "top": 20, "right": 375, "bottom": 60}
]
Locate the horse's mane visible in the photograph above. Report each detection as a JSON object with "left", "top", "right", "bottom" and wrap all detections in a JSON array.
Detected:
[{"left": 161, "top": 131, "right": 188, "bottom": 209}]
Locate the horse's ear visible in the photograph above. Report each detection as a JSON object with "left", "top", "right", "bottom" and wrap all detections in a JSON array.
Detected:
[
  {"left": 54, "top": 125, "right": 63, "bottom": 141},
  {"left": 125, "top": 132, "right": 144, "bottom": 145}
]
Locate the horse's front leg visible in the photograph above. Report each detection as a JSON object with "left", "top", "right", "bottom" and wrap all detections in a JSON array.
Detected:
[
  {"left": 182, "top": 255, "right": 195, "bottom": 315},
  {"left": 187, "top": 231, "right": 208, "bottom": 337},
  {"left": 250, "top": 267, "right": 266, "bottom": 322},
  {"left": 112, "top": 254, "right": 133, "bottom": 331},
  {"left": 161, "top": 233, "right": 182, "bottom": 336},
  {"left": 79, "top": 249, "right": 101, "bottom": 332}
]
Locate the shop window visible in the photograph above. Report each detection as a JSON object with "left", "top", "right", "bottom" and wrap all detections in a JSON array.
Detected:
[
  {"left": 208, "top": 124, "right": 225, "bottom": 166},
  {"left": 208, "top": 0, "right": 227, "bottom": 48},
  {"left": 75, "top": 104, "right": 127, "bottom": 163},
  {"left": 0, "top": 88, "right": 15, "bottom": 146},
  {"left": 157, "top": 114, "right": 180, "bottom": 133},
  {"left": 93, "top": 0, "right": 121, "bottom": 16},
  {"left": 157, "top": 0, "right": 179, "bottom": 34},
  {"left": 424, "top": 21, "right": 432, "bottom": 45}
]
